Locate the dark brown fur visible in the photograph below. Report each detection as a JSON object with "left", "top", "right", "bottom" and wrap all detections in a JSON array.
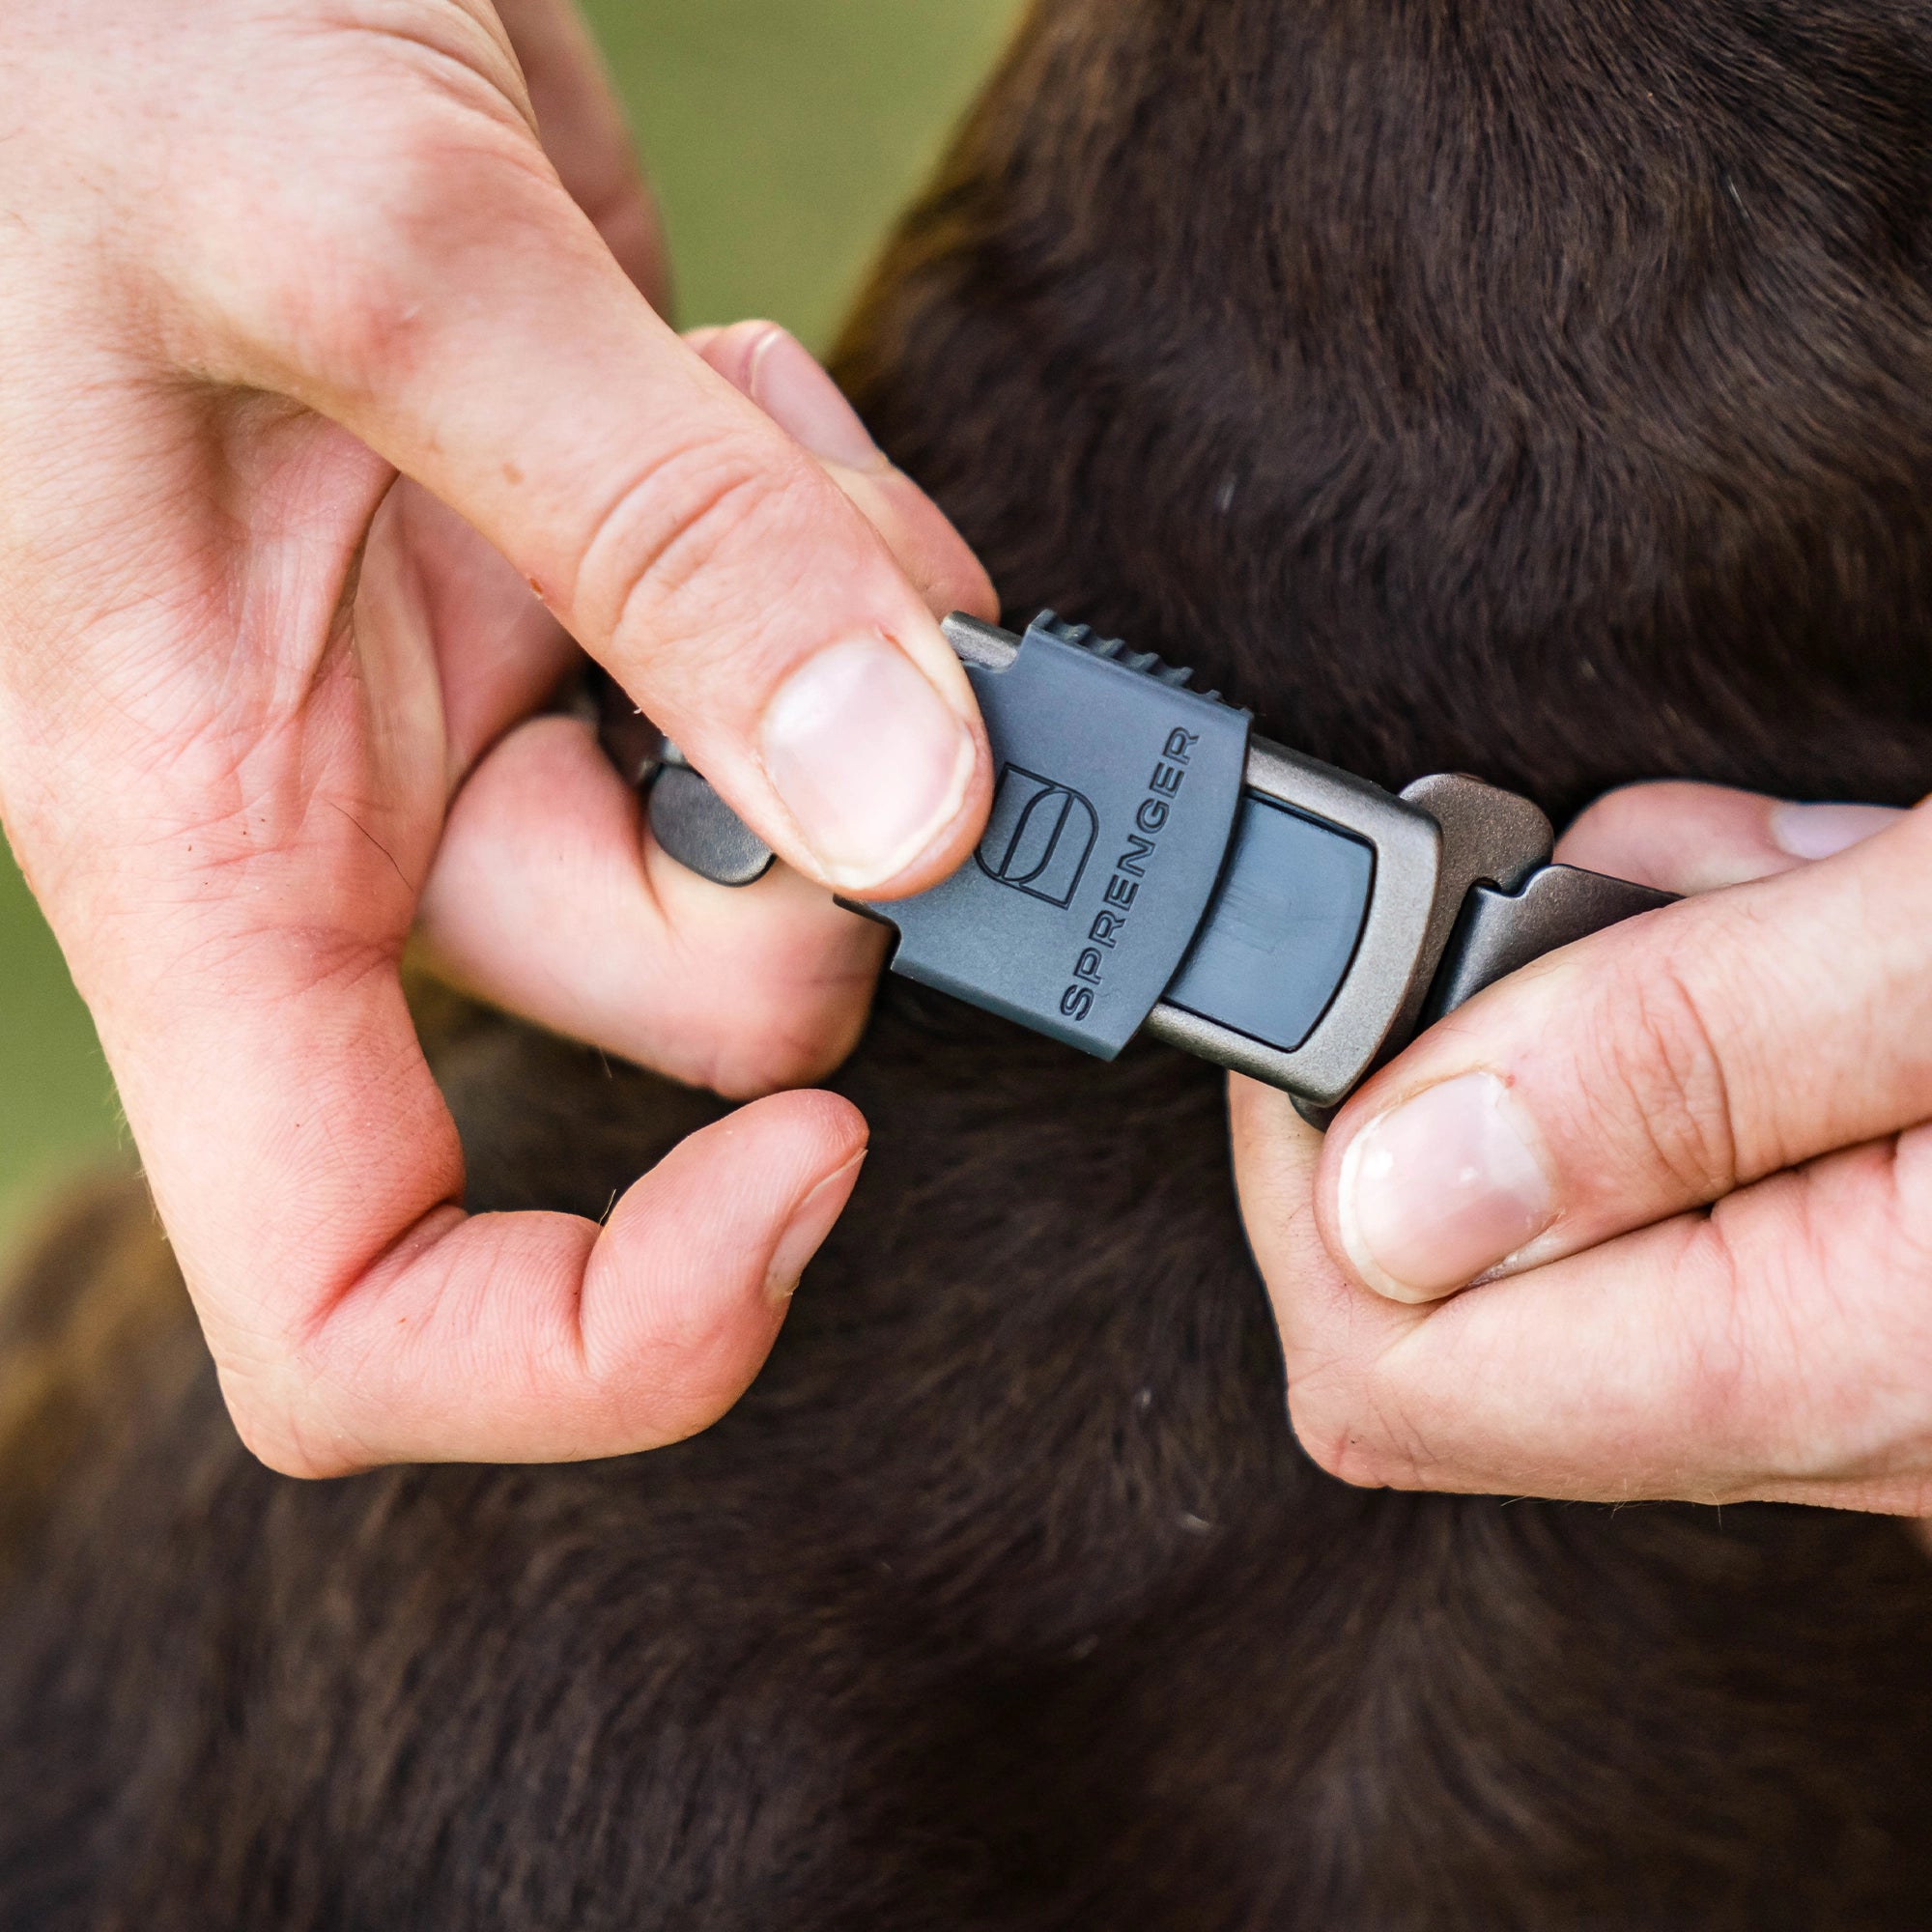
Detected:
[{"left": 9, "top": 1, "right": 1932, "bottom": 1923}]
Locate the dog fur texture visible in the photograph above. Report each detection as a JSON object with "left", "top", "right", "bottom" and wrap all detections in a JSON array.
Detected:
[{"left": 7, "top": 2, "right": 1932, "bottom": 1924}]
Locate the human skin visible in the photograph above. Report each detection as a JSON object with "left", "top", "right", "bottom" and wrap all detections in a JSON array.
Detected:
[
  {"left": 1234, "top": 781, "right": 1932, "bottom": 1515},
  {"left": 0, "top": 0, "right": 997, "bottom": 1477}
]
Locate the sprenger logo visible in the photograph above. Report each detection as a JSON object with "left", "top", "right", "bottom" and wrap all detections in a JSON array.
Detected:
[
  {"left": 1059, "top": 725, "right": 1203, "bottom": 1025},
  {"left": 976, "top": 766, "right": 1098, "bottom": 908}
]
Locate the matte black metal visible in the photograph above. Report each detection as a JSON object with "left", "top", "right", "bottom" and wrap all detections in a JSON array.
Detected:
[
  {"left": 1420, "top": 865, "right": 1678, "bottom": 1025},
  {"left": 1142, "top": 740, "right": 1442, "bottom": 1106},
  {"left": 1388, "top": 773, "right": 1554, "bottom": 1043}
]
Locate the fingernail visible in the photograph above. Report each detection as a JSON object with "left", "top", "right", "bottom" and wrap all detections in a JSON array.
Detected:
[
  {"left": 1337, "top": 1072, "right": 1555, "bottom": 1303},
  {"left": 765, "top": 1153, "right": 867, "bottom": 1302},
  {"left": 761, "top": 635, "right": 977, "bottom": 887},
  {"left": 750, "top": 327, "right": 887, "bottom": 470},
  {"left": 1769, "top": 800, "right": 1902, "bottom": 861}
]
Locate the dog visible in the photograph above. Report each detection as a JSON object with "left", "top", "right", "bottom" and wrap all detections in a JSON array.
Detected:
[{"left": 8, "top": 1, "right": 1932, "bottom": 1923}]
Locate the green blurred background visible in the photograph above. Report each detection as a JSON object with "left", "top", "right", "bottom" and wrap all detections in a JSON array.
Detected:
[{"left": 0, "top": 0, "right": 1021, "bottom": 1243}]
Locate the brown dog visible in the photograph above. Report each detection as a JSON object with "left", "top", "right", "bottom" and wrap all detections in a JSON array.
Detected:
[{"left": 8, "top": 1, "right": 1932, "bottom": 1924}]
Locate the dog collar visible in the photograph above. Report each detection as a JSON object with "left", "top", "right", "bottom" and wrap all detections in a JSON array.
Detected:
[{"left": 601, "top": 611, "right": 1672, "bottom": 1118}]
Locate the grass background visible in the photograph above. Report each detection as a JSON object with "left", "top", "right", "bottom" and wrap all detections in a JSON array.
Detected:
[{"left": 0, "top": 0, "right": 1021, "bottom": 1240}]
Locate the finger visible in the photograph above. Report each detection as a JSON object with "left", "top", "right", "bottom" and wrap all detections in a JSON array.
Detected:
[
  {"left": 1556, "top": 780, "right": 1907, "bottom": 895},
  {"left": 494, "top": 0, "right": 669, "bottom": 304},
  {"left": 1280, "top": 1124, "right": 1932, "bottom": 1511},
  {"left": 361, "top": 476, "right": 579, "bottom": 788},
  {"left": 416, "top": 713, "right": 886, "bottom": 1096},
  {"left": 78, "top": 749, "right": 871, "bottom": 1479},
  {"left": 1236, "top": 1039, "right": 1932, "bottom": 1509},
  {"left": 1316, "top": 797, "right": 1932, "bottom": 1304},
  {"left": 1230, "top": 1074, "right": 1427, "bottom": 1469},
  {"left": 184, "top": 136, "right": 993, "bottom": 899},
  {"left": 1232, "top": 1073, "right": 1414, "bottom": 1370},
  {"left": 690, "top": 321, "right": 997, "bottom": 622},
  {"left": 246, "top": 1088, "right": 867, "bottom": 1474}
]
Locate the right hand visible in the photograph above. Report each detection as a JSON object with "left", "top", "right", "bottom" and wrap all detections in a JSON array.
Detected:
[
  {"left": 0, "top": 0, "right": 995, "bottom": 1476},
  {"left": 1233, "top": 784, "right": 1932, "bottom": 1514}
]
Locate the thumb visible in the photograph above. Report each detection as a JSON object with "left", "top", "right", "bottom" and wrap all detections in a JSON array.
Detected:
[
  {"left": 1316, "top": 792, "right": 1932, "bottom": 1304},
  {"left": 190, "top": 126, "right": 990, "bottom": 897},
  {"left": 494, "top": 0, "right": 669, "bottom": 304}
]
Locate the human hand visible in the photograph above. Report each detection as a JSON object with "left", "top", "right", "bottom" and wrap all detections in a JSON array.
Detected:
[
  {"left": 1232, "top": 782, "right": 1932, "bottom": 1513},
  {"left": 0, "top": 0, "right": 994, "bottom": 1475}
]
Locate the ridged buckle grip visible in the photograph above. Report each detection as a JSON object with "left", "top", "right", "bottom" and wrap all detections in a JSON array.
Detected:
[{"left": 852, "top": 614, "right": 1252, "bottom": 1059}]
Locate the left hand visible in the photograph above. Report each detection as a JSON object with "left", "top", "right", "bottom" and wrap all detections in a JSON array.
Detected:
[{"left": 1233, "top": 781, "right": 1932, "bottom": 1513}]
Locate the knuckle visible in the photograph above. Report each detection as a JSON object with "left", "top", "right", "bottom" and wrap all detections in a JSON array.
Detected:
[
  {"left": 1288, "top": 1374, "right": 1406, "bottom": 1492},
  {"left": 1594, "top": 950, "right": 1740, "bottom": 1202},
  {"left": 1658, "top": 1193, "right": 1854, "bottom": 1496},
  {"left": 1286, "top": 1312, "right": 1465, "bottom": 1492},
  {"left": 573, "top": 435, "right": 810, "bottom": 648},
  {"left": 213, "top": 1344, "right": 368, "bottom": 1481},
  {"left": 1291, "top": 1406, "right": 1380, "bottom": 1488},
  {"left": 702, "top": 1007, "right": 863, "bottom": 1101},
  {"left": 199, "top": 97, "right": 548, "bottom": 396},
  {"left": 209, "top": 186, "right": 424, "bottom": 393},
  {"left": 217, "top": 1379, "right": 352, "bottom": 1482},
  {"left": 1659, "top": 1215, "right": 1759, "bottom": 1453}
]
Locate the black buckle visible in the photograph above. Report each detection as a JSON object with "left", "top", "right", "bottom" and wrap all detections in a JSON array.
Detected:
[{"left": 599, "top": 611, "right": 1673, "bottom": 1114}]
